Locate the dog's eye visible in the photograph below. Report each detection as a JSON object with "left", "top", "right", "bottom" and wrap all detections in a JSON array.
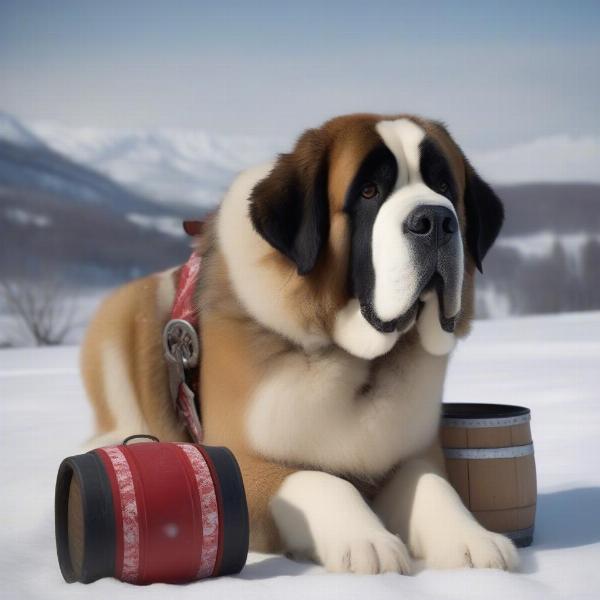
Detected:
[
  {"left": 360, "top": 182, "right": 379, "bottom": 200},
  {"left": 438, "top": 182, "right": 449, "bottom": 194}
]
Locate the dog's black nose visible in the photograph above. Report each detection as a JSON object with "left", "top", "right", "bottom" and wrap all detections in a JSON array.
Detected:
[{"left": 404, "top": 205, "right": 458, "bottom": 247}]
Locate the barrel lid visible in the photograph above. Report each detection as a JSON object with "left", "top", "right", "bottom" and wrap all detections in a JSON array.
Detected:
[
  {"left": 55, "top": 452, "right": 116, "bottom": 583},
  {"left": 202, "top": 446, "right": 249, "bottom": 577},
  {"left": 442, "top": 403, "right": 530, "bottom": 419},
  {"left": 441, "top": 403, "right": 531, "bottom": 428}
]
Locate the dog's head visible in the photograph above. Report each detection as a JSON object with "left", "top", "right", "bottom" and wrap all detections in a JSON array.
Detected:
[{"left": 245, "top": 114, "right": 503, "bottom": 358}]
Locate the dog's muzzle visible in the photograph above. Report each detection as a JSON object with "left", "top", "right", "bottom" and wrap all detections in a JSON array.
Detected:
[
  {"left": 364, "top": 199, "right": 463, "bottom": 334},
  {"left": 405, "top": 204, "right": 462, "bottom": 332}
]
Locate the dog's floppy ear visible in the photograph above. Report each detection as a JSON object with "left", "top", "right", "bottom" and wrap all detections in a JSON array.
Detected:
[
  {"left": 249, "top": 129, "right": 330, "bottom": 275},
  {"left": 463, "top": 162, "right": 504, "bottom": 272}
]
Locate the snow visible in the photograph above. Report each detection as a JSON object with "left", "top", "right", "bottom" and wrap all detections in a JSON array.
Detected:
[
  {"left": 4, "top": 207, "right": 52, "bottom": 228},
  {"left": 475, "top": 134, "right": 600, "bottom": 185},
  {"left": 1, "top": 312, "right": 599, "bottom": 599},
  {"left": 497, "top": 232, "right": 600, "bottom": 274},
  {"left": 126, "top": 213, "right": 186, "bottom": 238},
  {"left": 0, "top": 112, "right": 45, "bottom": 148},
  {"left": 3, "top": 114, "right": 599, "bottom": 211},
  {"left": 474, "top": 285, "right": 513, "bottom": 320},
  {"left": 29, "top": 121, "right": 285, "bottom": 207},
  {"left": 27, "top": 122, "right": 600, "bottom": 208}
]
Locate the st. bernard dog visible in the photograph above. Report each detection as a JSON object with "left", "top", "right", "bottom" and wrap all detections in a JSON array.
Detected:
[{"left": 81, "top": 113, "right": 517, "bottom": 574}]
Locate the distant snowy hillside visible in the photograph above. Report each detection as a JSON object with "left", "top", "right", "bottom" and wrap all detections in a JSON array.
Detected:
[
  {"left": 0, "top": 112, "right": 45, "bottom": 148},
  {"left": 0, "top": 112, "right": 194, "bottom": 288},
  {"left": 0, "top": 112, "right": 184, "bottom": 215},
  {"left": 30, "top": 120, "right": 285, "bottom": 207},
  {"left": 476, "top": 133, "right": 600, "bottom": 184},
  {"left": 27, "top": 120, "right": 600, "bottom": 207}
]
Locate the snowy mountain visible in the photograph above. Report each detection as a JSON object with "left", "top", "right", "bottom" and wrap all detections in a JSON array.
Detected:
[
  {"left": 30, "top": 120, "right": 285, "bottom": 208},
  {"left": 0, "top": 112, "right": 45, "bottom": 148},
  {"left": 475, "top": 133, "right": 600, "bottom": 185},
  {"left": 27, "top": 119, "right": 600, "bottom": 206},
  {"left": 0, "top": 112, "right": 195, "bottom": 287},
  {"left": 0, "top": 112, "right": 191, "bottom": 216}
]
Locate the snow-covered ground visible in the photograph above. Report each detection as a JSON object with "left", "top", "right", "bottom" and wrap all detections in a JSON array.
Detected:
[{"left": 1, "top": 312, "right": 599, "bottom": 599}]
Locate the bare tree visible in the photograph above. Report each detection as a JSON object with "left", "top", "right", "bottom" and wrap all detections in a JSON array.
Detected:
[{"left": 0, "top": 276, "right": 78, "bottom": 346}]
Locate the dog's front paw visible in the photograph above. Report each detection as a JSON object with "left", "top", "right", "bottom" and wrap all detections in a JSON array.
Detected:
[
  {"left": 318, "top": 529, "right": 412, "bottom": 575},
  {"left": 273, "top": 471, "right": 412, "bottom": 575},
  {"left": 421, "top": 525, "right": 519, "bottom": 571}
]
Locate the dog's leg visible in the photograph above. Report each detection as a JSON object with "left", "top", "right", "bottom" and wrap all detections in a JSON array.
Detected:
[
  {"left": 272, "top": 470, "right": 412, "bottom": 574},
  {"left": 373, "top": 441, "right": 519, "bottom": 570}
]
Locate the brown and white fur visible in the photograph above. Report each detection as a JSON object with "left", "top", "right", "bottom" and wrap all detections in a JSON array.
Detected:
[{"left": 81, "top": 114, "right": 518, "bottom": 574}]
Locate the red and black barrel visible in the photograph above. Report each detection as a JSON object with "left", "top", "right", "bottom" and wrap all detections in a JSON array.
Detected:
[{"left": 55, "top": 436, "right": 248, "bottom": 584}]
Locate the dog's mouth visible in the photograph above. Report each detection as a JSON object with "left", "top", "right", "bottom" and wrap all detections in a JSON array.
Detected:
[
  {"left": 360, "top": 299, "right": 421, "bottom": 335},
  {"left": 360, "top": 272, "right": 459, "bottom": 335}
]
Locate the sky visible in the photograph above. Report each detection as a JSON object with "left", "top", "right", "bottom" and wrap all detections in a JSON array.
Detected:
[{"left": 1, "top": 0, "right": 599, "bottom": 156}]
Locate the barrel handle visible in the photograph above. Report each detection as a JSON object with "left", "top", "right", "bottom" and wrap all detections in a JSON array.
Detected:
[{"left": 122, "top": 434, "right": 160, "bottom": 445}]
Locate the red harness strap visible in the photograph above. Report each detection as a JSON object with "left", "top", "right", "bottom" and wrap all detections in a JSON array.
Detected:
[
  {"left": 163, "top": 251, "right": 203, "bottom": 442},
  {"left": 172, "top": 253, "right": 202, "bottom": 327}
]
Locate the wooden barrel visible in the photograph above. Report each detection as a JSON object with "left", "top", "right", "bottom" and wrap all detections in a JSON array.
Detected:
[
  {"left": 441, "top": 403, "right": 537, "bottom": 547},
  {"left": 55, "top": 435, "right": 248, "bottom": 584}
]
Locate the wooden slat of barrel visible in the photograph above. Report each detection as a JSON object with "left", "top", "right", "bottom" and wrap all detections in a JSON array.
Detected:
[
  {"left": 444, "top": 454, "right": 537, "bottom": 538},
  {"left": 440, "top": 427, "right": 468, "bottom": 449},
  {"left": 516, "top": 454, "right": 538, "bottom": 507},
  {"left": 441, "top": 423, "right": 532, "bottom": 449},
  {"left": 466, "top": 423, "right": 532, "bottom": 448},
  {"left": 473, "top": 506, "right": 536, "bottom": 532},
  {"left": 469, "top": 457, "right": 521, "bottom": 510},
  {"left": 67, "top": 476, "right": 85, "bottom": 580},
  {"left": 446, "top": 455, "right": 537, "bottom": 510},
  {"left": 508, "top": 423, "right": 532, "bottom": 446}
]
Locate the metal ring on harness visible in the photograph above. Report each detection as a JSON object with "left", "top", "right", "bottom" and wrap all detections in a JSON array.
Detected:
[{"left": 163, "top": 319, "right": 200, "bottom": 369}]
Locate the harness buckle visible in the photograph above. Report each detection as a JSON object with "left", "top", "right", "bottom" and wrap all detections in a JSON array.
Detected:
[
  {"left": 163, "top": 319, "right": 199, "bottom": 369},
  {"left": 163, "top": 318, "right": 202, "bottom": 441}
]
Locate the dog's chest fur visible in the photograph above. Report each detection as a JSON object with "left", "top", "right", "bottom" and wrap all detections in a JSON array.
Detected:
[{"left": 245, "top": 335, "right": 448, "bottom": 479}]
